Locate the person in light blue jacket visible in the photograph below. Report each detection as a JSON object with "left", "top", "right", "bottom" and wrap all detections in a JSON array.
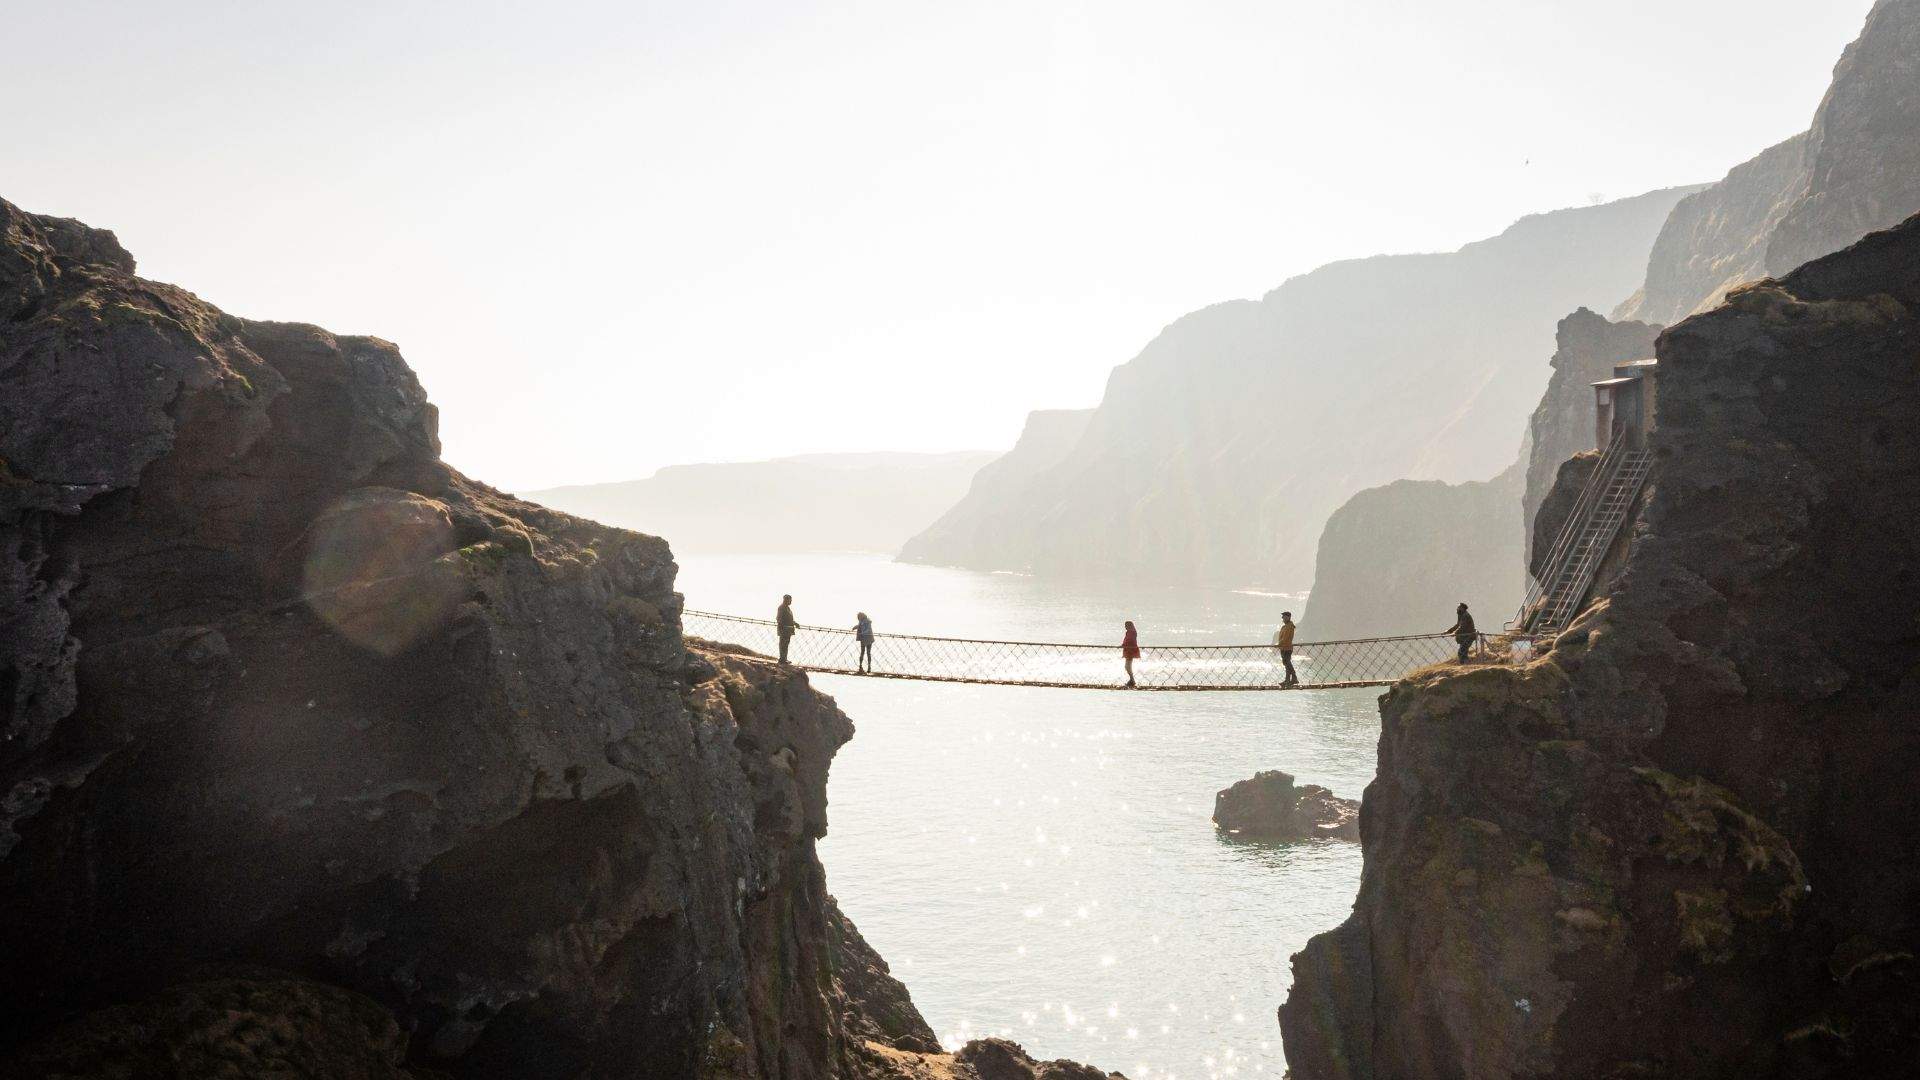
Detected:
[{"left": 854, "top": 612, "right": 875, "bottom": 673}]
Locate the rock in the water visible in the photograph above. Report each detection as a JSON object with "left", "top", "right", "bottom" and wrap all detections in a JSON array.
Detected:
[
  {"left": 1213, "top": 771, "right": 1359, "bottom": 842},
  {"left": 953, "top": 1038, "right": 1127, "bottom": 1080},
  {"left": 1280, "top": 211, "right": 1920, "bottom": 1079}
]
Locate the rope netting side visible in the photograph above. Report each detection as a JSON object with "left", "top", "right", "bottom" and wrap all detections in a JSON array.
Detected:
[{"left": 682, "top": 610, "right": 1489, "bottom": 690}]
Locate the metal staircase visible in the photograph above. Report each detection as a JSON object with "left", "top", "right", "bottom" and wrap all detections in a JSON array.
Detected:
[{"left": 1516, "top": 432, "right": 1653, "bottom": 636}]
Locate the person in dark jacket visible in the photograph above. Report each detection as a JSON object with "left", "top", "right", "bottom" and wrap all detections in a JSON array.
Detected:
[
  {"left": 1446, "top": 602, "right": 1477, "bottom": 664},
  {"left": 777, "top": 595, "right": 796, "bottom": 664},
  {"left": 853, "top": 612, "right": 874, "bottom": 673},
  {"left": 1121, "top": 620, "right": 1141, "bottom": 687}
]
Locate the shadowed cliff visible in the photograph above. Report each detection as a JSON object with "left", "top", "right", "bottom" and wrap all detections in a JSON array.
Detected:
[
  {"left": 1307, "top": 0, "right": 1920, "bottom": 637},
  {"left": 0, "top": 199, "right": 1118, "bottom": 1080},
  {"left": 1280, "top": 212, "right": 1920, "bottom": 1080}
]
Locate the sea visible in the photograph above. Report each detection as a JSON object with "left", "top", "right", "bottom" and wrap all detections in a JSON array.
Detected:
[{"left": 677, "top": 552, "right": 1382, "bottom": 1080}]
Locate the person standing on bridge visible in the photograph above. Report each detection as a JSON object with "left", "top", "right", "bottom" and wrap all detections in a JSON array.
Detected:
[
  {"left": 854, "top": 612, "right": 874, "bottom": 673},
  {"left": 1273, "top": 612, "right": 1299, "bottom": 687},
  {"left": 1447, "top": 602, "right": 1477, "bottom": 664},
  {"left": 1121, "top": 620, "right": 1141, "bottom": 688},
  {"left": 777, "top": 595, "right": 796, "bottom": 664}
]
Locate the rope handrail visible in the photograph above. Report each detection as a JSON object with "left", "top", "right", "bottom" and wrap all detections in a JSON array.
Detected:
[
  {"left": 684, "top": 609, "right": 1463, "bottom": 650},
  {"left": 682, "top": 609, "right": 1494, "bottom": 691}
]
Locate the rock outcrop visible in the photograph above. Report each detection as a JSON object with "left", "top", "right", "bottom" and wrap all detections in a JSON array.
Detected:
[
  {"left": 898, "top": 189, "right": 1696, "bottom": 590},
  {"left": 952, "top": 1039, "right": 1125, "bottom": 1080},
  {"left": 5, "top": 977, "right": 428, "bottom": 1079},
  {"left": 1280, "top": 213, "right": 1920, "bottom": 1079},
  {"left": 1617, "top": 0, "right": 1920, "bottom": 327},
  {"left": 1300, "top": 462, "right": 1524, "bottom": 641},
  {"left": 1213, "top": 771, "right": 1359, "bottom": 842},
  {"left": 0, "top": 198, "right": 1116, "bottom": 1079},
  {"left": 1520, "top": 310, "right": 1662, "bottom": 572}
]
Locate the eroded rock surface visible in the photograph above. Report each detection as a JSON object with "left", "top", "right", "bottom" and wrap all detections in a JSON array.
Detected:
[
  {"left": 0, "top": 197, "right": 1118, "bottom": 1079},
  {"left": 5, "top": 977, "right": 424, "bottom": 1080},
  {"left": 1617, "top": 0, "right": 1920, "bottom": 327},
  {"left": 1214, "top": 771, "right": 1359, "bottom": 842},
  {"left": 953, "top": 1039, "right": 1126, "bottom": 1080},
  {"left": 1280, "top": 214, "right": 1920, "bottom": 1078}
]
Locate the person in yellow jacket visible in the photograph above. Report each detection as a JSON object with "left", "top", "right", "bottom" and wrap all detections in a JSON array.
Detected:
[{"left": 1272, "top": 611, "right": 1299, "bottom": 687}]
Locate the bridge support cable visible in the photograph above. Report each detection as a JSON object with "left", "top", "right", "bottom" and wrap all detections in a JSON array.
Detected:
[{"left": 682, "top": 610, "right": 1489, "bottom": 691}]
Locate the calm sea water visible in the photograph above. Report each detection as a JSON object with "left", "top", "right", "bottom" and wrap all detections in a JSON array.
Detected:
[{"left": 677, "top": 553, "right": 1381, "bottom": 1080}]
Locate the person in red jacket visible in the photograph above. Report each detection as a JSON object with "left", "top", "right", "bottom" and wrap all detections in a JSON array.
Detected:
[{"left": 1121, "top": 620, "right": 1141, "bottom": 687}]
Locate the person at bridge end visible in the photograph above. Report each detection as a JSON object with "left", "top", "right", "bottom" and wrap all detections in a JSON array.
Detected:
[
  {"left": 1273, "top": 612, "right": 1299, "bottom": 687},
  {"left": 854, "top": 611, "right": 874, "bottom": 673},
  {"left": 777, "top": 595, "right": 796, "bottom": 664},
  {"left": 1446, "top": 602, "right": 1477, "bottom": 664},
  {"left": 1121, "top": 620, "right": 1141, "bottom": 688}
]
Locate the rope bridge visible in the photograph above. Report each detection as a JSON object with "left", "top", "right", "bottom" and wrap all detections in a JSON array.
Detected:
[{"left": 683, "top": 610, "right": 1487, "bottom": 691}]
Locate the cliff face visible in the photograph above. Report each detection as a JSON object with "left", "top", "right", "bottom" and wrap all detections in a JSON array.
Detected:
[
  {"left": 1618, "top": 0, "right": 1920, "bottom": 327},
  {"left": 1765, "top": 0, "right": 1920, "bottom": 277},
  {"left": 1612, "top": 136, "right": 1811, "bottom": 327},
  {"left": 898, "top": 409, "right": 1090, "bottom": 567},
  {"left": 527, "top": 452, "right": 995, "bottom": 557},
  {"left": 1299, "top": 461, "right": 1525, "bottom": 641},
  {"left": 1280, "top": 214, "right": 1920, "bottom": 1079},
  {"left": 898, "top": 189, "right": 1695, "bottom": 589},
  {"left": 1520, "top": 309, "right": 1662, "bottom": 572},
  {"left": 0, "top": 199, "right": 1105, "bottom": 1079}
]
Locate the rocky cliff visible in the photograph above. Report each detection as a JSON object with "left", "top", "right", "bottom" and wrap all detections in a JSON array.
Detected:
[
  {"left": 898, "top": 189, "right": 1695, "bottom": 589},
  {"left": 0, "top": 199, "right": 1114, "bottom": 1079},
  {"left": 899, "top": 410, "right": 1089, "bottom": 567},
  {"left": 1299, "top": 462, "right": 1525, "bottom": 641},
  {"left": 1612, "top": 135, "right": 1811, "bottom": 327},
  {"left": 528, "top": 452, "right": 995, "bottom": 557},
  {"left": 1618, "top": 0, "right": 1920, "bottom": 327},
  {"left": 1279, "top": 213, "right": 1920, "bottom": 1079},
  {"left": 1519, "top": 309, "right": 1662, "bottom": 573}
]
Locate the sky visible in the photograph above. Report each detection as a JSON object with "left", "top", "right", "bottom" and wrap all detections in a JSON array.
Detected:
[{"left": 3, "top": 0, "right": 1878, "bottom": 490}]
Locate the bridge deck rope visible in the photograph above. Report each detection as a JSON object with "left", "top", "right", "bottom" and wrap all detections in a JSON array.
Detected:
[{"left": 683, "top": 610, "right": 1488, "bottom": 691}]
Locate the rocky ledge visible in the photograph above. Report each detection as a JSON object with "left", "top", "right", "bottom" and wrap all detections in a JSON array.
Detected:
[
  {"left": 0, "top": 198, "right": 1119, "bottom": 1079},
  {"left": 1279, "top": 213, "right": 1920, "bottom": 1078},
  {"left": 1214, "top": 771, "right": 1359, "bottom": 842}
]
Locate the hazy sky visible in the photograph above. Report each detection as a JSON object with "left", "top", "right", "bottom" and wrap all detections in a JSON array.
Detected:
[{"left": 5, "top": 0, "right": 1876, "bottom": 489}]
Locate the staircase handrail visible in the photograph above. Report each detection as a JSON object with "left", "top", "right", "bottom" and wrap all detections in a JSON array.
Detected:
[{"left": 1512, "top": 426, "right": 1627, "bottom": 629}]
